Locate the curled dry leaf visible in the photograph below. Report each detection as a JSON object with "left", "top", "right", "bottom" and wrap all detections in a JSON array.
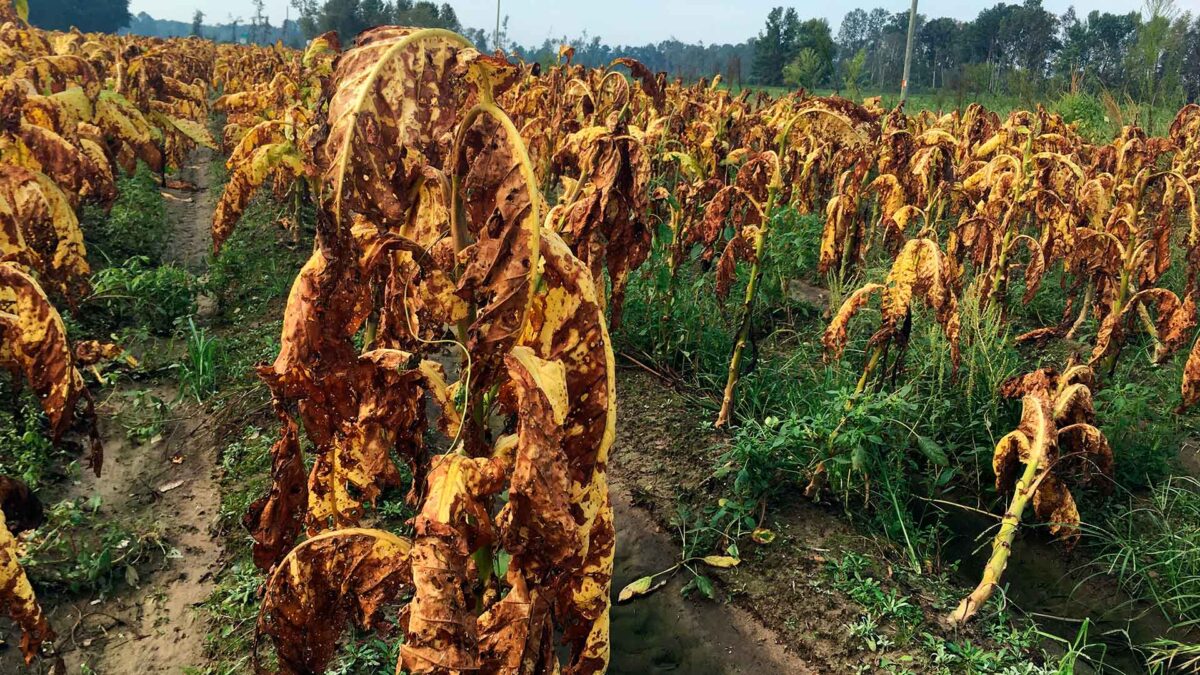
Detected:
[
  {"left": 255, "top": 528, "right": 413, "bottom": 674},
  {"left": 0, "top": 262, "right": 101, "bottom": 473},
  {"left": 0, "top": 509, "right": 54, "bottom": 665},
  {"left": 243, "top": 411, "right": 308, "bottom": 570},
  {"left": 875, "top": 238, "right": 960, "bottom": 364},
  {"left": 72, "top": 340, "right": 135, "bottom": 367},
  {"left": 402, "top": 452, "right": 511, "bottom": 673},
  {"left": 822, "top": 283, "right": 884, "bottom": 361},
  {"left": 213, "top": 140, "right": 305, "bottom": 252}
]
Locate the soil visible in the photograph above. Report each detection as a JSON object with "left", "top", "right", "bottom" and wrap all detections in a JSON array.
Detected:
[
  {"left": 165, "top": 150, "right": 217, "bottom": 276},
  {"left": 608, "top": 482, "right": 816, "bottom": 674},
  {"left": 1180, "top": 437, "right": 1200, "bottom": 478},
  {"left": 608, "top": 368, "right": 872, "bottom": 672},
  {"left": 62, "top": 389, "right": 223, "bottom": 674},
  {"left": 608, "top": 367, "right": 1012, "bottom": 673}
]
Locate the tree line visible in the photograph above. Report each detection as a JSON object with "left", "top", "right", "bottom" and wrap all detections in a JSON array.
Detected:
[
  {"left": 33, "top": 0, "right": 1200, "bottom": 106},
  {"left": 757, "top": 0, "right": 1200, "bottom": 105},
  {"left": 282, "top": 0, "right": 1199, "bottom": 105}
]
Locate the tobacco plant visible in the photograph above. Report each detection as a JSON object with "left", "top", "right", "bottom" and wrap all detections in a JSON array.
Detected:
[{"left": 241, "top": 28, "right": 618, "bottom": 675}]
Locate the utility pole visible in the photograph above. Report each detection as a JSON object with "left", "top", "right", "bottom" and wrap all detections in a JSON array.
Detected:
[
  {"left": 900, "top": 0, "right": 918, "bottom": 103},
  {"left": 494, "top": 0, "right": 501, "bottom": 52}
]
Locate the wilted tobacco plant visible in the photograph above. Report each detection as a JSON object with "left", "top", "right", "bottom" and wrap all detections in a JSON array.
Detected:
[
  {"left": 712, "top": 102, "right": 876, "bottom": 427},
  {"left": 211, "top": 32, "right": 340, "bottom": 251},
  {"left": 951, "top": 113, "right": 1076, "bottom": 310},
  {"left": 0, "top": 261, "right": 104, "bottom": 668},
  {"left": 551, "top": 113, "right": 653, "bottom": 327},
  {"left": 243, "top": 27, "right": 618, "bottom": 675},
  {"left": 823, "top": 236, "right": 962, "bottom": 396},
  {"left": 708, "top": 150, "right": 780, "bottom": 427},
  {"left": 812, "top": 237, "right": 960, "bottom": 492},
  {"left": 949, "top": 363, "right": 1113, "bottom": 624},
  {"left": 0, "top": 507, "right": 53, "bottom": 667}
]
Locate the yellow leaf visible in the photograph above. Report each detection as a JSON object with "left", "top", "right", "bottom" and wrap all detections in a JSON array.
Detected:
[{"left": 618, "top": 575, "right": 667, "bottom": 602}]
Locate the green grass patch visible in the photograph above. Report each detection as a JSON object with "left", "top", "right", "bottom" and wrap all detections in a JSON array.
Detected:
[
  {"left": 82, "top": 162, "right": 169, "bottom": 267},
  {"left": 22, "top": 496, "right": 168, "bottom": 598}
]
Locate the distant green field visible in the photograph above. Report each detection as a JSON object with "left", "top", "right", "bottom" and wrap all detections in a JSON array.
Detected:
[
  {"left": 720, "top": 83, "right": 1186, "bottom": 138},
  {"left": 724, "top": 83, "right": 1026, "bottom": 115}
]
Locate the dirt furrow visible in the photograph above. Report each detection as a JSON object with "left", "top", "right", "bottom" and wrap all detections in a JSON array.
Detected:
[{"left": 59, "top": 152, "right": 223, "bottom": 674}]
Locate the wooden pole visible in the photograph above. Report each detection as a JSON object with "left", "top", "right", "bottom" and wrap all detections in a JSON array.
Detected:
[{"left": 900, "top": 0, "right": 918, "bottom": 102}]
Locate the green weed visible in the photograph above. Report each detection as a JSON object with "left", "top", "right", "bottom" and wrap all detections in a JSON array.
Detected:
[
  {"left": 23, "top": 496, "right": 167, "bottom": 596},
  {"left": 0, "top": 394, "right": 67, "bottom": 490},
  {"left": 178, "top": 318, "right": 220, "bottom": 402},
  {"left": 115, "top": 388, "right": 170, "bottom": 444},
  {"left": 82, "top": 162, "right": 168, "bottom": 265},
  {"left": 85, "top": 255, "right": 197, "bottom": 335},
  {"left": 1093, "top": 476, "right": 1200, "bottom": 629}
]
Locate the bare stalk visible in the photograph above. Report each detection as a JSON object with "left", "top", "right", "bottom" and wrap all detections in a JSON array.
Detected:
[
  {"left": 948, "top": 450, "right": 1042, "bottom": 624},
  {"left": 715, "top": 186, "right": 777, "bottom": 427}
]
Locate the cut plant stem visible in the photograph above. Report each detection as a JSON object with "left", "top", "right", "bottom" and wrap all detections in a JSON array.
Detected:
[{"left": 716, "top": 223, "right": 768, "bottom": 427}]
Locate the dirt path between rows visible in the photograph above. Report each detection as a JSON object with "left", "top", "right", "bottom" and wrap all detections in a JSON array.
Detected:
[
  {"left": 57, "top": 152, "right": 223, "bottom": 674},
  {"left": 607, "top": 480, "right": 816, "bottom": 674},
  {"left": 606, "top": 370, "right": 819, "bottom": 674}
]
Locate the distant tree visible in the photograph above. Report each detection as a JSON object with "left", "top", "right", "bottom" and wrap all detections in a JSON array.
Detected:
[
  {"left": 1005, "top": 0, "right": 1060, "bottom": 78},
  {"left": 1183, "top": 16, "right": 1200, "bottom": 102},
  {"left": 784, "top": 47, "right": 824, "bottom": 89},
  {"left": 28, "top": 0, "right": 131, "bottom": 33},
  {"left": 725, "top": 53, "right": 743, "bottom": 89},
  {"left": 751, "top": 7, "right": 800, "bottom": 85},
  {"left": 462, "top": 26, "right": 490, "bottom": 52},
  {"left": 838, "top": 9, "right": 871, "bottom": 55},
  {"left": 250, "top": 0, "right": 271, "bottom": 43},
  {"left": 394, "top": 0, "right": 459, "bottom": 31},
  {"left": 795, "top": 18, "right": 835, "bottom": 86},
  {"left": 191, "top": 9, "right": 204, "bottom": 37},
  {"left": 919, "top": 17, "right": 960, "bottom": 88},
  {"left": 293, "top": 0, "right": 459, "bottom": 43},
  {"left": 1129, "top": 0, "right": 1184, "bottom": 129},
  {"left": 842, "top": 48, "right": 867, "bottom": 96}
]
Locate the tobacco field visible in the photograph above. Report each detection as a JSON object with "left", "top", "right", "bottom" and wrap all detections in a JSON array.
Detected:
[{"left": 3, "top": 4, "right": 1200, "bottom": 673}]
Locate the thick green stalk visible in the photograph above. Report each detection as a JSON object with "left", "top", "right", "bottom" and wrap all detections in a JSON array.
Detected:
[
  {"left": 948, "top": 448, "right": 1042, "bottom": 624},
  {"left": 715, "top": 187, "right": 777, "bottom": 428}
]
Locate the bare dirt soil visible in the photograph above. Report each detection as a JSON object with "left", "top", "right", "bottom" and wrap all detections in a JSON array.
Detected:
[
  {"left": 608, "top": 481, "right": 817, "bottom": 674},
  {"left": 608, "top": 367, "right": 1010, "bottom": 673},
  {"left": 66, "top": 154, "right": 223, "bottom": 674},
  {"left": 62, "top": 389, "right": 222, "bottom": 674}
]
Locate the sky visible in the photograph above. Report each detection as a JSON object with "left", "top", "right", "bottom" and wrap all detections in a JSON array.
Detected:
[{"left": 133, "top": 0, "right": 1200, "bottom": 46}]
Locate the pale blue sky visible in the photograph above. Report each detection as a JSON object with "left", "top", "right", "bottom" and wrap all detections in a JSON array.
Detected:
[{"left": 133, "top": 0, "right": 1200, "bottom": 45}]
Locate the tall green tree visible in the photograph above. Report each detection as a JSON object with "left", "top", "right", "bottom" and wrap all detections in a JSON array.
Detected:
[
  {"left": 751, "top": 7, "right": 801, "bottom": 85},
  {"left": 919, "top": 18, "right": 960, "bottom": 88},
  {"left": 1128, "top": 0, "right": 1185, "bottom": 129},
  {"left": 789, "top": 18, "right": 835, "bottom": 88},
  {"left": 28, "top": 0, "right": 131, "bottom": 33},
  {"left": 1183, "top": 16, "right": 1200, "bottom": 102},
  {"left": 293, "top": 0, "right": 459, "bottom": 42}
]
